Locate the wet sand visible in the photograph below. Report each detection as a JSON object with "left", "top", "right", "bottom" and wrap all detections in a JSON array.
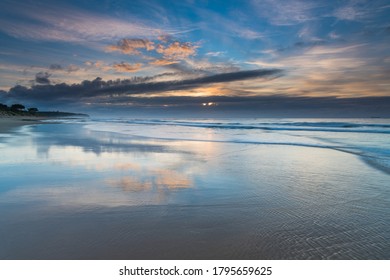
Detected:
[
  {"left": 0, "top": 121, "right": 389, "bottom": 259},
  {"left": 0, "top": 116, "right": 44, "bottom": 133}
]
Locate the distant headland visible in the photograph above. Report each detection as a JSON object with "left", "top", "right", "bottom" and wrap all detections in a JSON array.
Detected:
[{"left": 0, "top": 103, "right": 89, "bottom": 118}]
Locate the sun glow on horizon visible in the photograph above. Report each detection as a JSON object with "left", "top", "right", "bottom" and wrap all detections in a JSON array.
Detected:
[{"left": 202, "top": 102, "right": 217, "bottom": 106}]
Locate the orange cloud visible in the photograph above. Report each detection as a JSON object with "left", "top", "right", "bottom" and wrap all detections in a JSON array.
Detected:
[
  {"left": 156, "top": 41, "right": 197, "bottom": 60},
  {"left": 157, "top": 35, "right": 171, "bottom": 43},
  {"left": 85, "top": 60, "right": 105, "bottom": 68},
  {"left": 149, "top": 59, "right": 178, "bottom": 66},
  {"left": 106, "top": 38, "right": 155, "bottom": 55},
  {"left": 113, "top": 62, "right": 143, "bottom": 72},
  {"left": 105, "top": 38, "right": 198, "bottom": 65}
]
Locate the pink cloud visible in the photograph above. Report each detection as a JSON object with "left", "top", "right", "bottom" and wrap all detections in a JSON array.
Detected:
[
  {"left": 156, "top": 42, "right": 197, "bottom": 60},
  {"left": 112, "top": 62, "right": 143, "bottom": 73},
  {"left": 106, "top": 39, "right": 155, "bottom": 55}
]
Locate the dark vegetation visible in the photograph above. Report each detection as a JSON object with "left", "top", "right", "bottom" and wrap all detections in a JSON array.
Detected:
[{"left": 0, "top": 103, "right": 88, "bottom": 117}]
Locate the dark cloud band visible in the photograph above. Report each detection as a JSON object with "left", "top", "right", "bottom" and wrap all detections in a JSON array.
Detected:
[{"left": 2, "top": 68, "right": 283, "bottom": 102}]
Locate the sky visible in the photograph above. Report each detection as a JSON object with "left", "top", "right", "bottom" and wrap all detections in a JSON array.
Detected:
[{"left": 0, "top": 0, "right": 390, "bottom": 117}]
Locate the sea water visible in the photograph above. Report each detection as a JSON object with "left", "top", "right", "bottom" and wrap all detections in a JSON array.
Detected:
[{"left": 0, "top": 118, "right": 389, "bottom": 259}]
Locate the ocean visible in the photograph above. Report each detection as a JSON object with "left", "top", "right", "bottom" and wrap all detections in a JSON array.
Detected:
[{"left": 0, "top": 117, "right": 389, "bottom": 259}]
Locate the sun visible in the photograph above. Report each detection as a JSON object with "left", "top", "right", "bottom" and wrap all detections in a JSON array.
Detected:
[{"left": 202, "top": 102, "right": 217, "bottom": 107}]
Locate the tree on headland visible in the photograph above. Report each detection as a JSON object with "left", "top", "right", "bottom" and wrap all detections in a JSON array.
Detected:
[
  {"left": 28, "top": 107, "right": 39, "bottom": 113},
  {"left": 11, "top": 104, "right": 26, "bottom": 111},
  {"left": 0, "top": 103, "right": 8, "bottom": 110}
]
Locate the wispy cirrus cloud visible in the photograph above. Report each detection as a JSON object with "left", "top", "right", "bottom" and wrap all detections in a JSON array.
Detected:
[
  {"left": 251, "top": 0, "right": 320, "bottom": 26},
  {"left": 0, "top": 16, "right": 154, "bottom": 44},
  {"left": 206, "top": 51, "right": 226, "bottom": 57},
  {"left": 247, "top": 42, "right": 390, "bottom": 98},
  {"left": 304, "top": 44, "right": 366, "bottom": 55},
  {"left": 251, "top": 0, "right": 389, "bottom": 26},
  {"left": 0, "top": 2, "right": 176, "bottom": 44},
  {"left": 333, "top": 5, "right": 364, "bottom": 21},
  {"left": 194, "top": 7, "right": 266, "bottom": 40},
  {"left": 149, "top": 59, "right": 179, "bottom": 66},
  {"left": 182, "top": 58, "right": 239, "bottom": 74},
  {"left": 49, "top": 64, "right": 80, "bottom": 73},
  {"left": 84, "top": 60, "right": 144, "bottom": 74},
  {"left": 332, "top": 0, "right": 390, "bottom": 22}
]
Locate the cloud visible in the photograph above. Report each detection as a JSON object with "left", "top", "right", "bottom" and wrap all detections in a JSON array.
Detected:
[
  {"left": 85, "top": 61, "right": 104, "bottom": 68},
  {"left": 252, "top": 0, "right": 320, "bottom": 26},
  {"left": 175, "top": 69, "right": 281, "bottom": 85},
  {"left": 241, "top": 29, "right": 265, "bottom": 40},
  {"left": 2, "top": 72, "right": 390, "bottom": 117},
  {"left": 183, "top": 58, "right": 240, "bottom": 74},
  {"left": 305, "top": 44, "right": 366, "bottom": 55},
  {"left": 253, "top": 40, "right": 390, "bottom": 99},
  {"left": 157, "top": 35, "right": 172, "bottom": 43},
  {"left": 246, "top": 61, "right": 284, "bottom": 68},
  {"left": 0, "top": 2, "right": 163, "bottom": 44},
  {"left": 156, "top": 42, "right": 197, "bottom": 60},
  {"left": 49, "top": 64, "right": 63, "bottom": 71},
  {"left": 2, "top": 69, "right": 282, "bottom": 104},
  {"left": 66, "top": 65, "right": 80, "bottom": 73},
  {"left": 331, "top": 1, "right": 390, "bottom": 22},
  {"left": 112, "top": 62, "right": 143, "bottom": 73},
  {"left": 49, "top": 63, "right": 80, "bottom": 73},
  {"left": 149, "top": 59, "right": 178, "bottom": 66},
  {"left": 298, "top": 26, "right": 314, "bottom": 39},
  {"left": 84, "top": 60, "right": 143, "bottom": 73},
  {"left": 206, "top": 51, "right": 226, "bottom": 57},
  {"left": 273, "top": 40, "right": 326, "bottom": 54},
  {"left": 192, "top": 6, "right": 267, "bottom": 42},
  {"left": 328, "top": 31, "right": 341, "bottom": 39},
  {"left": 333, "top": 5, "right": 364, "bottom": 21},
  {"left": 101, "top": 37, "right": 203, "bottom": 77},
  {"left": 106, "top": 39, "right": 155, "bottom": 55},
  {"left": 106, "top": 38, "right": 198, "bottom": 67},
  {"left": 35, "top": 72, "right": 51, "bottom": 84}
]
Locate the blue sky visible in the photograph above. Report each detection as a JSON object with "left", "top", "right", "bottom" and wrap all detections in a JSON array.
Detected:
[{"left": 0, "top": 0, "right": 389, "bottom": 116}]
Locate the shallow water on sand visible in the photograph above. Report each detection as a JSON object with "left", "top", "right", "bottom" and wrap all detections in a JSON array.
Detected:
[{"left": 0, "top": 119, "right": 389, "bottom": 259}]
